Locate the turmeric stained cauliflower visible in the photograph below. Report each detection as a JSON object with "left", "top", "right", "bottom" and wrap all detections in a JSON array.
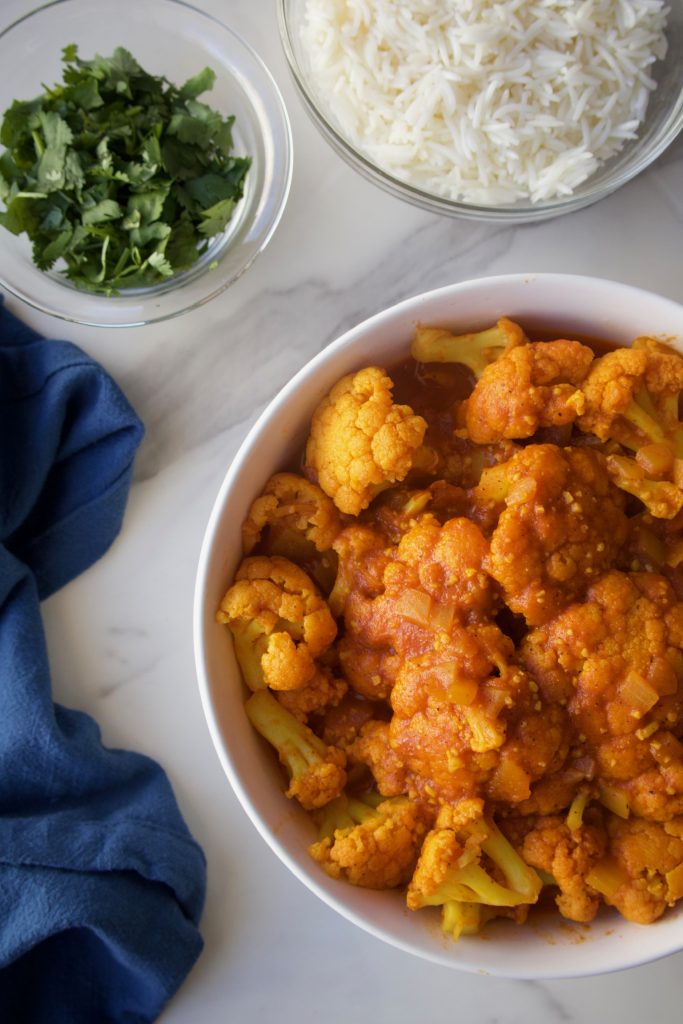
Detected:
[
  {"left": 521, "top": 571, "right": 683, "bottom": 822},
  {"left": 410, "top": 317, "right": 526, "bottom": 376},
  {"left": 347, "top": 719, "right": 408, "bottom": 797},
  {"left": 245, "top": 689, "right": 347, "bottom": 810},
  {"left": 519, "top": 812, "right": 607, "bottom": 923},
  {"left": 310, "top": 795, "right": 432, "bottom": 889},
  {"left": 479, "top": 445, "right": 629, "bottom": 625},
  {"left": 305, "top": 367, "right": 427, "bottom": 515},
  {"left": 407, "top": 808, "right": 542, "bottom": 939},
  {"left": 578, "top": 338, "right": 683, "bottom": 452},
  {"left": 317, "top": 692, "right": 386, "bottom": 750},
  {"left": 221, "top": 317, "right": 683, "bottom": 944},
  {"left": 595, "top": 815, "right": 683, "bottom": 924},
  {"left": 241, "top": 473, "right": 342, "bottom": 594},
  {"left": 388, "top": 625, "right": 569, "bottom": 808},
  {"left": 328, "top": 524, "right": 398, "bottom": 699},
  {"left": 242, "top": 472, "right": 342, "bottom": 555},
  {"left": 216, "top": 555, "right": 337, "bottom": 691},
  {"left": 464, "top": 339, "right": 594, "bottom": 444},
  {"left": 276, "top": 667, "right": 347, "bottom": 723},
  {"left": 332, "top": 514, "right": 495, "bottom": 700},
  {"left": 577, "top": 338, "right": 683, "bottom": 518}
]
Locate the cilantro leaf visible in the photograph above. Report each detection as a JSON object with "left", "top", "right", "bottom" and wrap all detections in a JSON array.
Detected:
[
  {"left": 81, "top": 199, "right": 122, "bottom": 225},
  {"left": 198, "top": 197, "right": 236, "bottom": 237},
  {"left": 0, "top": 44, "right": 251, "bottom": 293},
  {"left": 179, "top": 67, "right": 216, "bottom": 100}
]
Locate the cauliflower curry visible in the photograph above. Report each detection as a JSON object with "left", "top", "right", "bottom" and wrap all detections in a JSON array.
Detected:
[{"left": 217, "top": 319, "right": 683, "bottom": 942}]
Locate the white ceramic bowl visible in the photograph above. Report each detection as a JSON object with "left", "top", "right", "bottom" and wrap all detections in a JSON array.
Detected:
[{"left": 194, "top": 273, "right": 683, "bottom": 979}]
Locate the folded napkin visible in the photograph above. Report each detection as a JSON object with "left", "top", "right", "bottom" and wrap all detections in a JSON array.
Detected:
[{"left": 0, "top": 300, "right": 206, "bottom": 1023}]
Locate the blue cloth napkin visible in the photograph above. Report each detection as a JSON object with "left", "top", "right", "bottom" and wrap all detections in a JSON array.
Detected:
[{"left": 0, "top": 300, "right": 206, "bottom": 1023}]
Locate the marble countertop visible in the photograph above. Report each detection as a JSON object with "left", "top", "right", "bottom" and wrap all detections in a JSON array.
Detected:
[{"left": 3, "top": 0, "right": 683, "bottom": 1020}]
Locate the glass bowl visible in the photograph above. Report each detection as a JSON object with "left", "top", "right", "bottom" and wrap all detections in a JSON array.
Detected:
[
  {"left": 0, "top": 0, "right": 292, "bottom": 327},
  {"left": 279, "top": 0, "right": 683, "bottom": 223}
]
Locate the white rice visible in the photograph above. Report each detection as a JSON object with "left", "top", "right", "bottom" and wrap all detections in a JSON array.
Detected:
[{"left": 300, "top": 0, "right": 669, "bottom": 204}]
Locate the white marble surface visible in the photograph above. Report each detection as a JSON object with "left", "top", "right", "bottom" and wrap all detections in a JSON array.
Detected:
[{"left": 3, "top": 0, "right": 683, "bottom": 1020}]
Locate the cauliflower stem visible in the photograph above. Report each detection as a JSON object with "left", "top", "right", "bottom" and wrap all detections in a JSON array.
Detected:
[
  {"left": 410, "top": 318, "right": 526, "bottom": 376},
  {"left": 408, "top": 816, "right": 542, "bottom": 940},
  {"left": 437, "top": 819, "right": 540, "bottom": 907},
  {"left": 245, "top": 689, "right": 346, "bottom": 810},
  {"left": 613, "top": 386, "right": 683, "bottom": 457}
]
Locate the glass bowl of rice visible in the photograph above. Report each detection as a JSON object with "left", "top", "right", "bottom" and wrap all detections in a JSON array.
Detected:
[{"left": 279, "top": 0, "right": 683, "bottom": 222}]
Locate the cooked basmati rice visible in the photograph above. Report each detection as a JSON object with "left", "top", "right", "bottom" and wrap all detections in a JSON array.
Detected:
[{"left": 300, "top": 0, "right": 669, "bottom": 204}]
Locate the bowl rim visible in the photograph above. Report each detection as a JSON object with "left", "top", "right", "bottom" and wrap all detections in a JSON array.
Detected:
[
  {"left": 277, "top": 0, "right": 683, "bottom": 223},
  {"left": 194, "top": 273, "right": 683, "bottom": 978},
  {"left": 0, "top": 0, "right": 293, "bottom": 327}
]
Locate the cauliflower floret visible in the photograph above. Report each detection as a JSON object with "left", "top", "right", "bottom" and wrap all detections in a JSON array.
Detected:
[
  {"left": 276, "top": 667, "right": 348, "bottom": 723},
  {"left": 347, "top": 719, "right": 408, "bottom": 797},
  {"left": 327, "top": 524, "right": 398, "bottom": 699},
  {"left": 246, "top": 689, "right": 347, "bottom": 810},
  {"left": 464, "top": 339, "right": 594, "bottom": 444},
  {"left": 577, "top": 339, "right": 683, "bottom": 517},
  {"left": 520, "top": 813, "right": 607, "bottom": 922},
  {"left": 407, "top": 812, "right": 542, "bottom": 939},
  {"left": 478, "top": 445, "right": 629, "bottom": 625},
  {"left": 216, "top": 555, "right": 337, "bottom": 691},
  {"left": 241, "top": 473, "right": 342, "bottom": 591},
  {"left": 242, "top": 472, "right": 342, "bottom": 554},
  {"left": 578, "top": 338, "right": 683, "bottom": 452},
  {"left": 309, "top": 795, "right": 432, "bottom": 888},
  {"left": 305, "top": 367, "right": 427, "bottom": 515},
  {"left": 389, "top": 514, "right": 497, "bottom": 620},
  {"left": 605, "top": 454, "right": 683, "bottom": 520},
  {"left": 589, "top": 816, "right": 683, "bottom": 924},
  {"left": 410, "top": 317, "right": 527, "bottom": 376},
  {"left": 361, "top": 483, "right": 466, "bottom": 544},
  {"left": 388, "top": 624, "right": 570, "bottom": 807},
  {"left": 328, "top": 523, "right": 391, "bottom": 621},
  {"left": 521, "top": 571, "right": 683, "bottom": 821},
  {"left": 332, "top": 515, "right": 495, "bottom": 700},
  {"left": 318, "top": 693, "right": 386, "bottom": 749},
  {"left": 336, "top": 642, "right": 401, "bottom": 702}
]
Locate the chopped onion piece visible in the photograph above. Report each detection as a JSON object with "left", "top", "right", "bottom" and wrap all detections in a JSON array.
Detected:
[
  {"left": 428, "top": 663, "right": 478, "bottom": 704},
  {"left": 586, "top": 857, "right": 629, "bottom": 900},
  {"left": 484, "top": 685, "right": 509, "bottom": 718},
  {"left": 647, "top": 657, "right": 678, "bottom": 696},
  {"left": 489, "top": 757, "right": 532, "bottom": 802},
  {"left": 396, "top": 587, "right": 433, "bottom": 626},
  {"left": 619, "top": 669, "right": 659, "bottom": 716},
  {"left": 447, "top": 679, "right": 479, "bottom": 706},
  {"left": 476, "top": 463, "right": 512, "bottom": 505},
  {"left": 429, "top": 601, "right": 455, "bottom": 632},
  {"left": 598, "top": 783, "right": 630, "bottom": 819}
]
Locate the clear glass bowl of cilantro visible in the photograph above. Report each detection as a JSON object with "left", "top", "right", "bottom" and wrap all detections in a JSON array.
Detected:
[{"left": 0, "top": 0, "right": 292, "bottom": 326}]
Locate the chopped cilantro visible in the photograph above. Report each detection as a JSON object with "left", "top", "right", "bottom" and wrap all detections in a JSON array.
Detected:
[{"left": 0, "top": 45, "right": 251, "bottom": 293}]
